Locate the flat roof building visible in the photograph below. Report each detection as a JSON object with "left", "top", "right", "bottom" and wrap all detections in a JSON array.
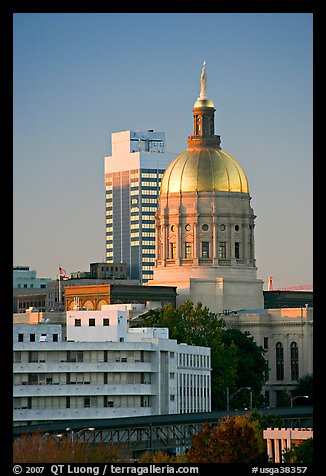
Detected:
[{"left": 13, "top": 305, "right": 211, "bottom": 425}]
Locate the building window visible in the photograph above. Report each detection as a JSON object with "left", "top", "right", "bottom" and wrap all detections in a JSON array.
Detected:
[
  {"left": 290, "top": 342, "right": 299, "bottom": 380},
  {"left": 170, "top": 242, "right": 176, "bottom": 259},
  {"left": 235, "top": 242, "right": 240, "bottom": 259},
  {"left": 89, "top": 318, "right": 96, "bottom": 327},
  {"left": 263, "top": 337, "right": 269, "bottom": 350},
  {"left": 53, "top": 334, "right": 58, "bottom": 342},
  {"left": 276, "top": 342, "right": 284, "bottom": 380},
  {"left": 202, "top": 242, "right": 209, "bottom": 258},
  {"left": 74, "top": 319, "right": 81, "bottom": 327},
  {"left": 103, "top": 318, "right": 110, "bottom": 326},
  {"left": 185, "top": 242, "right": 192, "bottom": 259},
  {"left": 18, "top": 334, "right": 24, "bottom": 342},
  {"left": 219, "top": 242, "right": 227, "bottom": 259},
  {"left": 30, "top": 334, "right": 35, "bottom": 342}
]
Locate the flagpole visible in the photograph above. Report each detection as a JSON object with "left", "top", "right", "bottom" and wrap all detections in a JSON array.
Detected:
[{"left": 58, "top": 266, "right": 61, "bottom": 309}]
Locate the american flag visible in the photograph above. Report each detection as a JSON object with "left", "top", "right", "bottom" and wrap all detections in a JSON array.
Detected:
[{"left": 58, "top": 267, "right": 69, "bottom": 281}]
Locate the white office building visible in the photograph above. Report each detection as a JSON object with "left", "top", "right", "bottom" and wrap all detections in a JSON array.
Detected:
[
  {"left": 104, "top": 130, "right": 176, "bottom": 283},
  {"left": 13, "top": 305, "right": 211, "bottom": 425}
]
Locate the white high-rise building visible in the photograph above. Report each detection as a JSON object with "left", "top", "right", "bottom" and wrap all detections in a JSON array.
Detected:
[{"left": 104, "top": 130, "right": 176, "bottom": 284}]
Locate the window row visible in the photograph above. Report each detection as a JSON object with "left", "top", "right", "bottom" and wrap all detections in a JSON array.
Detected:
[
  {"left": 13, "top": 350, "right": 148, "bottom": 364},
  {"left": 14, "top": 395, "right": 152, "bottom": 410},
  {"left": 17, "top": 333, "right": 58, "bottom": 343},
  {"left": 178, "top": 353, "right": 210, "bottom": 368},
  {"left": 13, "top": 372, "right": 152, "bottom": 386},
  {"left": 163, "top": 241, "right": 243, "bottom": 260}
]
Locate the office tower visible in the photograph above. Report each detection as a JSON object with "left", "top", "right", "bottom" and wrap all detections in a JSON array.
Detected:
[{"left": 104, "top": 130, "right": 175, "bottom": 283}]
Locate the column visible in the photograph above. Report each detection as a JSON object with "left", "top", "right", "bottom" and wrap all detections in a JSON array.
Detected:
[
  {"left": 274, "top": 439, "right": 280, "bottom": 463},
  {"left": 176, "top": 223, "right": 181, "bottom": 265},
  {"left": 243, "top": 223, "right": 249, "bottom": 261},
  {"left": 281, "top": 439, "right": 287, "bottom": 462},
  {"left": 230, "top": 223, "right": 236, "bottom": 265},
  {"left": 266, "top": 439, "right": 273, "bottom": 462},
  {"left": 193, "top": 222, "right": 199, "bottom": 265},
  {"left": 155, "top": 224, "right": 160, "bottom": 262},
  {"left": 162, "top": 223, "right": 168, "bottom": 264},
  {"left": 212, "top": 222, "right": 218, "bottom": 265}
]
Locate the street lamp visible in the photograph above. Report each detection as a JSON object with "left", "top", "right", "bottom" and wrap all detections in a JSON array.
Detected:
[
  {"left": 65, "top": 427, "right": 95, "bottom": 443},
  {"left": 227, "top": 386, "right": 253, "bottom": 411},
  {"left": 290, "top": 395, "right": 309, "bottom": 407}
]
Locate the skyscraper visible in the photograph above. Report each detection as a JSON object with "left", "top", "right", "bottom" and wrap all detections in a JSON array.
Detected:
[{"left": 104, "top": 130, "right": 175, "bottom": 283}]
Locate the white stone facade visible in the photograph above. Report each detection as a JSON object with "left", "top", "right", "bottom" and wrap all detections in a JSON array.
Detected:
[
  {"left": 13, "top": 306, "right": 211, "bottom": 425},
  {"left": 223, "top": 307, "right": 313, "bottom": 407},
  {"left": 263, "top": 427, "right": 313, "bottom": 463}
]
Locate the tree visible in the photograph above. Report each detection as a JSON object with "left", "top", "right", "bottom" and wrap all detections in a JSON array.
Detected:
[
  {"left": 283, "top": 438, "right": 313, "bottom": 463},
  {"left": 292, "top": 374, "right": 313, "bottom": 405},
  {"left": 221, "top": 328, "right": 267, "bottom": 408},
  {"left": 186, "top": 414, "right": 267, "bottom": 463},
  {"left": 13, "top": 433, "right": 121, "bottom": 463}
]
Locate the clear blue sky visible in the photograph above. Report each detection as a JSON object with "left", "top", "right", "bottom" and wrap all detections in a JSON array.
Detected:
[{"left": 13, "top": 13, "right": 313, "bottom": 289}]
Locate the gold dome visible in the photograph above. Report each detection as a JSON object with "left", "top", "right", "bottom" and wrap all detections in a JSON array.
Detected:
[{"left": 160, "top": 147, "right": 249, "bottom": 194}]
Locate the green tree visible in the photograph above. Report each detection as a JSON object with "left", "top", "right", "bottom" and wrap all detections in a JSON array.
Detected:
[
  {"left": 292, "top": 374, "right": 313, "bottom": 405},
  {"left": 186, "top": 414, "right": 267, "bottom": 463},
  {"left": 221, "top": 328, "right": 267, "bottom": 409},
  {"left": 283, "top": 438, "right": 313, "bottom": 463}
]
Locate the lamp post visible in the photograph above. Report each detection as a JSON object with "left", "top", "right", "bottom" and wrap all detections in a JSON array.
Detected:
[
  {"left": 290, "top": 395, "right": 309, "bottom": 408},
  {"left": 66, "top": 427, "right": 95, "bottom": 443},
  {"left": 227, "top": 386, "right": 252, "bottom": 411}
]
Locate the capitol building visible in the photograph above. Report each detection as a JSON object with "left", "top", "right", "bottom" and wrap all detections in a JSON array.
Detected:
[{"left": 149, "top": 63, "right": 313, "bottom": 407}]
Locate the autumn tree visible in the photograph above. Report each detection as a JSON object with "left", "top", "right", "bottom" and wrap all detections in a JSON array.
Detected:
[
  {"left": 138, "top": 450, "right": 187, "bottom": 463},
  {"left": 13, "top": 433, "right": 121, "bottom": 463},
  {"left": 186, "top": 414, "right": 267, "bottom": 463}
]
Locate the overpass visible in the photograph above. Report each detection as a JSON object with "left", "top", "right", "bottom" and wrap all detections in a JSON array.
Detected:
[{"left": 13, "top": 406, "right": 313, "bottom": 455}]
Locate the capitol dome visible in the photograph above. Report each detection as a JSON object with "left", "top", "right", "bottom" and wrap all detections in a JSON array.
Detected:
[
  {"left": 160, "top": 61, "right": 249, "bottom": 195},
  {"left": 160, "top": 146, "right": 249, "bottom": 194}
]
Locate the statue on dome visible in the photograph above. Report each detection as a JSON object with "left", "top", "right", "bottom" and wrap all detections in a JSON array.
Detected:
[{"left": 200, "top": 61, "right": 207, "bottom": 98}]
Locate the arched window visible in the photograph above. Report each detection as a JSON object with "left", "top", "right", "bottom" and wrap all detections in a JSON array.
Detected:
[
  {"left": 276, "top": 342, "right": 284, "bottom": 380},
  {"left": 290, "top": 342, "right": 299, "bottom": 380}
]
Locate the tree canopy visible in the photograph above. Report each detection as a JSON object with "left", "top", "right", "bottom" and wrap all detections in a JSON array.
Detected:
[{"left": 186, "top": 414, "right": 267, "bottom": 463}]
